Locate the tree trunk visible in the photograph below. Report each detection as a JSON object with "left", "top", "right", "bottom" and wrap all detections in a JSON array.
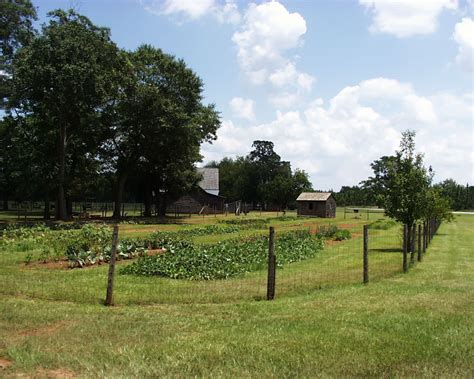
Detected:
[
  {"left": 113, "top": 172, "right": 128, "bottom": 219},
  {"left": 157, "top": 194, "right": 167, "bottom": 218},
  {"left": 57, "top": 124, "right": 68, "bottom": 220},
  {"left": 144, "top": 185, "right": 152, "bottom": 217},
  {"left": 66, "top": 197, "right": 73, "bottom": 217},
  {"left": 44, "top": 197, "right": 51, "bottom": 220},
  {"left": 406, "top": 223, "right": 412, "bottom": 258},
  {"left": 2, "top": 198, "right": 8, "bottom": 211}
]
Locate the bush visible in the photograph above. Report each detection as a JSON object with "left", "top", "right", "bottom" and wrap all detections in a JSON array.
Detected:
[
  {"left": 333, "top": 229, "right": 352, "bottom": 241},
  {"left": 316, "top": 225, "right": 352, "bottom": 241},
  {"left": 368, "top": 220, "right": 398, "bottom": 230}
]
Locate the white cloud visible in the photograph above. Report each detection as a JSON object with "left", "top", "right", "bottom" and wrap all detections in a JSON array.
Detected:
[
  {"left": 268, "top": 63, "right": 315, "bottom": 92},
  {"left": 229, "top": 97, "right": 255, "bottom": 120},
  {"left": 232, "top": 2, "right": 307, "bottom": 74},
  {"left": 202, "top": 78, "right": 473, "bottom": 190},
  {"left": 232, "top": 1, "right": 314, "bottom": 103},
  {"left": 359, "top": 0, "right": 458, "bottom": 37},
  {"left": 453, "top": 17, "right": 474, "bottom": 71},
  {"left": 143, "top": 0, "right": 240, "bottom": 24}
]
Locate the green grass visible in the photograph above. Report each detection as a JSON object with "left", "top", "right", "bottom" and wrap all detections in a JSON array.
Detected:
[{"left": 0, "top": 214, "right": 472, "bottom": 377}]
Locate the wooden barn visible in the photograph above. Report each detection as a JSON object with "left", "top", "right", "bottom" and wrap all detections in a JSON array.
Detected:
[
  {"left": 296, "top": 192, "right": 336, "bottom": 218},
  {"left": 167, "top": 168, "right": 225, "bottom": 213}
]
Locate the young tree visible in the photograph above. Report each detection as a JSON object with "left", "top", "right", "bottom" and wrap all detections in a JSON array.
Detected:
[
  {"left": 423, "top": 187, "right": 453, "bottom": 223},
  {"left": 369, "top": 130, "right": 431, "bottom": 229},
  {"left": 11, "top": 10, "right": 121, "bottom": 220}
]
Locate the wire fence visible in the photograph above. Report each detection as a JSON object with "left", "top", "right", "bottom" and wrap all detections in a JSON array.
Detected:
[
  {"left": 106, "top": 218, "right": 441, "bottom": 304},
  {"left": 1, "top": 217, "right": 442, "bottom": 306}
]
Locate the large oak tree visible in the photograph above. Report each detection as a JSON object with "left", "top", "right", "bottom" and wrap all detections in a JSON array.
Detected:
[{"left": 11, "top": 10, "right": 121, "bottom": 219}]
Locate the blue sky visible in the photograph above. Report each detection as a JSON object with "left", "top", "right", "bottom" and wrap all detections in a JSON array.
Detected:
[{"left": 33, "top": 0, "right": 474, "bottom": 190}]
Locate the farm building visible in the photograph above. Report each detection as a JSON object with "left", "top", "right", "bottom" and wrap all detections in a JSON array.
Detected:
[
  {"left": 296, "top": 192, "right": 336, "bottom": 218},
  {"left": 167, "top": 168, "right": 225, "bottom": 214}
]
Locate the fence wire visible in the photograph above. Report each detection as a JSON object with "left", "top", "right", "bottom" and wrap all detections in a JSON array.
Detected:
[{"left": 0, "top": 216, "right": 442, "bottom": 306}]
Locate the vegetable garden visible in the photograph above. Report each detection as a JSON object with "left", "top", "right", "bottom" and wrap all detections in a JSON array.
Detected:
[{"left": 0, "top": 210, "right": 417, "bottom": 304}]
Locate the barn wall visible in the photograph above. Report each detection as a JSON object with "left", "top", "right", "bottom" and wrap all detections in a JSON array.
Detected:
[
  {"left": 297, "top": 197, "right": 336, "bottom": 218},
  {"left": 167, "top": 195, "right": 202, "bottom": 213},
  {"left": 167, "top": 190, "right": 225, "bottom": 214}
]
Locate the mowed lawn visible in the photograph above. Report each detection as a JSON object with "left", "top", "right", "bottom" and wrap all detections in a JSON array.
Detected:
[{"left": 0, "top": 215, "right": 473, "bottom": 377}]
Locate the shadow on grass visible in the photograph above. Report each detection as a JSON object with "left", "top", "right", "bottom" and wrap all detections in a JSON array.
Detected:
[{"left": 370, "top": 248, "right": 402, "bottom": 253}]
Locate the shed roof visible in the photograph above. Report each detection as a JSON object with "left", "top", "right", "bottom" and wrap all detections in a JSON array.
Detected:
[
  {"left": 296, "top": 192, "right": 332, "bottom": 201},
  {"left": 197, "top": 168, "right": 219, "bottom": 191}
]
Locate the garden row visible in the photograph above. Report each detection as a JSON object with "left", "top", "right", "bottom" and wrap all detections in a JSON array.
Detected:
[{"left": 1, "top": 221, "right": 352, "bottom": 276}]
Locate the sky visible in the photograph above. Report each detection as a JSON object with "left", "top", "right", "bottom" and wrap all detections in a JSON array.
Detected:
[{"left": 33, "top": 0, "right": 474, "bottom": 190}]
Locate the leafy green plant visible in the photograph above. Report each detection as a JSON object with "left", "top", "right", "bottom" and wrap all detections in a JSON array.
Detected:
[
  {"left": 316, "top": 225, "right": 351, "bottom": 241},
  {"left": 121, "top": 230, "right": 323, "bottom": 280},
  {"left": 24, "top": 252, "right": 33, "bottom": 265},
  {"left": 218, "top": 218, "right": 268, "bottom": 229},
  {"left": 368, "top": 220, "right": 398, "bottom": 230},
  {"left": 333, "top": 229, "right": 352, "bottom": 241},
  {"left": 315, "top": 225, "right": 339, "bottom": 239},
  {"left": 65, "top": 224, "right": 112, "bottom": 267}
]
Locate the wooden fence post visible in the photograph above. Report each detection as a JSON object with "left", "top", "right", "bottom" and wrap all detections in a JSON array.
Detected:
[
  {"left": 267, "top": 226, "right": 276, "bottom": 300},
  {"left": 363, "top": 224, "right": 369, "bottom": 284},
  {"left": 423, "top": 222, "right": 426, "bottom": 253},
  {"left": 429, "top": 219, "right": 432, "bottom": 241},
  {"left": 417, "top": 224, "right": 422, "bottom": 262},
  {"left": 105, "top": 225, "right": 119, "bottom": 306},
  {"left": 410, "top": 224, "right": 416, "bottom": 264},
  {"left": 403, "top": 224, "right": 408, "bottom": 273}
]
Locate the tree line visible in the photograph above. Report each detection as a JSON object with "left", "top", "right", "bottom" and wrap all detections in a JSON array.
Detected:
[
  {"left": 333, "top": 178, "right": 473, "bottom": 211},
  {"left": 206, "top": 140, "right": 313, "bottom": 210},
  {"left": 0, "top": 1, "right": 220, "bottom": 220}
]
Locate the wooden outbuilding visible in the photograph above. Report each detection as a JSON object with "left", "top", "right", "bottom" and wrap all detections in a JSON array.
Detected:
[
  {"left": 296, "top": 192, "right": 336, "bottom": 218},
  {"left": 167, "top": 168, "right": 225, "bottom": 214}
]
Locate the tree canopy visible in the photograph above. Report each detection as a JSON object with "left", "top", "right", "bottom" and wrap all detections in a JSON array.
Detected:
[
  {"left": 1, "top": 6, "right": 220, "bottom": 219},
  {"left": 206, "top": 140, "right": 313, "bottom": 209},
  {"left": 364, "top": 130, "right": 452, "bottom": 227}
]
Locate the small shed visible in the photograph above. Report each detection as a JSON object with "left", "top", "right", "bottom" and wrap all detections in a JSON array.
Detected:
[{"left": 296, "top": 192, "right": 336, "bottom": 218}]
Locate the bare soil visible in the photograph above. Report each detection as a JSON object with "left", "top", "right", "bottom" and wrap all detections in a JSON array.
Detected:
[
  {"left": 21, "top": 248, "right": 164, "bottom": 270},
  {"left": 0, "top": 358, "right": 12, "bottom": 369}
]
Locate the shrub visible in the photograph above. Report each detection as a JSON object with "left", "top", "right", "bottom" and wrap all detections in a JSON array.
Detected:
[
  {"left": 316, "top": 225, "right": 352, "bottom": 241},
  {"left": 368, "top": 220, "right": 398, "bottom": 230},
  {"left": 333, "top": 229, "right": 352, "bottom": 241}
]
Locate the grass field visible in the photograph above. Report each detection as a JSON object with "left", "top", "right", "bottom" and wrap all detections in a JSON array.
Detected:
[{"left": 0, "top": 213, "right": 472, "bottom": 377}]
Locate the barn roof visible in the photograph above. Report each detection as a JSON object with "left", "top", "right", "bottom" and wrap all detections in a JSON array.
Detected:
[
  {"left": 197, "top": 168, "right": 219, "bottom": 191},
  {"left": 296, "top": 192, "right": 332, "bottom": 201}
]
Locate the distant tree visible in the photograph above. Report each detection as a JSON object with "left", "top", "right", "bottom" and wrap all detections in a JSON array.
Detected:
[
  {"left": 360, "top": 156, "right": 397, "bottom": 207},
  {"left": 434, "top": 179, "right": 474, "bottom": 210},
  {"left": 11, "top": 9, "right": 121, "bottom": 220},
  {"left": 334, "top": 185, "right": 372, "bottom": 206},
  {"left": 291, "top": 169, "right": 313, "bottom": 198},
  {"left": 208, "top": 141, "right": 313, "bottom": 209}
]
